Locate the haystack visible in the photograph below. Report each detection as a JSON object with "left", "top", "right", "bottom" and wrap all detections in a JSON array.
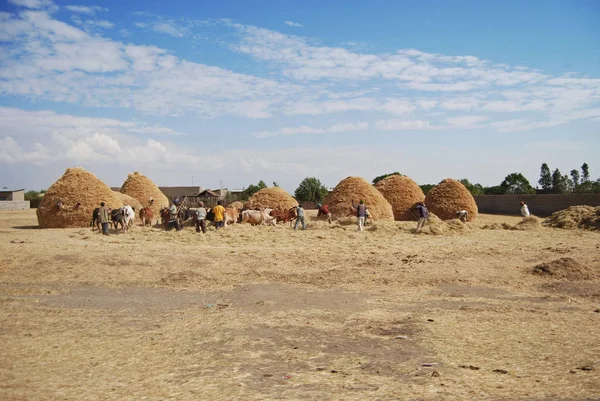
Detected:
[
  {"left": 324, "top": 176, "right": 394, "bottom": 221},
  {"left": 424, "top": 178, "right": 478, "bottom": 221},
  {"left": 374, "top": 175, "right": 425, "bottom": 221},
  {"left": 245, "top": 187, "right": 298, "bottom": 210},
  {"left": 37, "top": 167, "right": 123, "bottom": 228},
  {"left": 120, "top": 172, "right": 169, "bottom": 218},
  {"left": 543, "top": 206, "right": 600, "bottom": 231},
  {"left": 113, "top": 191, "right": 143, "bottom": 215},
  {"left": 229, "top": 201, "right": 244, "bottom": 209}
]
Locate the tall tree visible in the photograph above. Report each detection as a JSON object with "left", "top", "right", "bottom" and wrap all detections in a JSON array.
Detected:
[
  {"left": 419, "top": 184, "right": 435, "bottom": 195},
  {"left": 372, "top": 172, "right": 402, "bottom": 185},
  {"left": 538, "top": 163, "right": 552, "bottom": 192},
  {"left": 551, "top": 168, "right": 568, "bottom": 193},
  {"left": 581, "top": 163, "right": 590, "bottom": 183},
  {"left": 242, "top": 180, "right": 268, "bottom": 200},
  {"left": 294, "top": 177, "right": 329, "bottom": 202},
  {"left": 570, "top": 169, "right": 580, "bottom": 192},
  {"left": 458, "top": 178, "right": 485, "bottom": 195},
  {"left": 500, "top": 173, "right": 535, "bottom": 194}
]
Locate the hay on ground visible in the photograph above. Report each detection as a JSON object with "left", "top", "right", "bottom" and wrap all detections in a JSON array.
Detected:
[
  {"left": 418, "top": 213, "right": 470, "bottom": 235},
  {"left": 325, "top": 176, "right": 394, "bottom": 221},
  {"left": 531, "top": 258, "right": 596, "bottom": 280},
  {"left": 37, "top": 167, "right": 123, "bottom": 228},
  {"left": 511, "top": 216, "right": 541, "bottom": 231},
  {"left": 120, "top": 172, "right": 169, "bottom": 218},
  {"left": 543, "top": 206, "right": 600, "bottom": 231},
  {"left": 245, "top": 187, "right": 298, "bottom": 210},
  {"left": 229, "top": 201, "right": 244, "bottom": 209},
  {"left": 113, "top": 191, "right": 143, "bottom": 216},
  {"left": 374, "top": 175, "right": 425, "bottom": 221},
  {"left": 425, "top": 178, "right": 478, "bottom": 221}
]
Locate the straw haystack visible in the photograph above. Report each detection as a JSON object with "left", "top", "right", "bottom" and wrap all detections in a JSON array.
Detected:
[
  {"left": 374, "top": 175, "right": 425, "bottom": 221},
  {"left": 325, "top": 176, "right": 394, "bottom": 221},
  {"left": 120, "top": 172, "right": 168, "bottom": 218},
  {"left": 245, "top": 187, "right": 298, "bottom": 210},
  {"left": 425, "top": 179, "right": 478, "bottom": 221},
  {"left": 228, "top": 201, "right": 244, "bottom": 209},
  {"left": 113, "top": 191, "right": 143, "bottom": 216},
  {"left": 543, "top": 206, "right": 600, "bottom": 231},
  {"left": 37, "top": 167, "right": 123, "bottom": 228}
]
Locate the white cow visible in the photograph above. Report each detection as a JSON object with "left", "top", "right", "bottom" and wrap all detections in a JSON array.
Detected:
[
  {"left": 241, "top": 209, "right": 277, "bottom": 226},
  {"left": 123, "top": 205, "right": 135, "bottom": 230}
]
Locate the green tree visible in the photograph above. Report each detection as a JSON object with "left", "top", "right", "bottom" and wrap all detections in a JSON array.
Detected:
[
  {"left": 484, "top": 185, "right": 506, "bottom": 195},
  {"left": 419, "top": 184, "right": 435, "bottom": 195},
  {"left": 458, "top": 178, "right": 485, "bottom": 195},
  {"left": 500, "top": 173, "right": 535, "bottom": 194},
  {"left": 25, "top": 189, "right": 46, "bottom": 208},
  {"left": 538, "top": 163, "right": 552, "bottom": 192},
  {"left": 241, "top": 180, "right": 268, "bottom": 200},
  {"left": 581, "top": 163, "right": 590, "bottom": 183},
  {"left": 372, "top": 172, "right": 402, "bottom": 185},
  {"left": 294, "top": 177, "right": 329, "bottom": 202},
  {"left": 551, "top": 168, "right": 568, "bottom": 193},
  {"left": 570, "top": 169, "right": 580, "bottom": 192}
]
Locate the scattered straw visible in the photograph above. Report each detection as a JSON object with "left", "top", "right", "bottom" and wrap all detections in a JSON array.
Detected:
[
  {"left": 543, "top": 206, "right": 600, "bottom": 231},
  {"left": 37, "top": 167, "right": 123, "bottom": 228},
  {"left": 425, "top": 178, "right": 478, "bottom": 221},
  {"left": 531, "top": 258, "right": 596, "bottom": 280},
  {"left": 120, "top": 172, "right": 169, "bottom": 218},
  {"left": 229, "top": 201, "right": 244, "bottom": 209},
  {"left": 375, "top": 175, "right": 425, "bottom": 221},
  {"left": 245, "top": 187, "right": 298, "bottom": 210},
  {"left": 325, "top": 176, "right": 394, "bottom": 221}
]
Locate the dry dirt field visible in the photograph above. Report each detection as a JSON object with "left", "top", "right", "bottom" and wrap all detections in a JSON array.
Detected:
[{"left": 1, "top": 209, "right": 599, "bottom": 400}]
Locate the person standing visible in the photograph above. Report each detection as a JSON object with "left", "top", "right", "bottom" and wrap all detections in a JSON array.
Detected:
[
  {"left": 415, "top": 202, "right": 429, "bottom": 233},
  {"left": 98, "top": 201, "right": 110, "bottom": 236},
  {"left": 316, "top": 203, "right": 332, "bottom": 223},
  {"left": 355, "top": 200, "right": 367, "bottom": 232},
  {"left": 520, "top": 201, "right": 530, "bottom": 219},
  {"left": 213, "top": 200, "right": 226, "bottom": 230},
  {"left": 195, "top": 201, "right": 207, "bottom": 233},
  {"left": 294, "top": 204, "right": 306, "bottom": 230}
]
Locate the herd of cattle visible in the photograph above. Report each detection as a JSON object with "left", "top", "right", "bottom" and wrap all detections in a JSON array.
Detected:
[{"left": 91, "top": 205, "right": 300, "bottom": 232}]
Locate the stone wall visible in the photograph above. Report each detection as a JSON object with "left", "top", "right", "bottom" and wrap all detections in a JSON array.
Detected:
[
  {"left": 474, "top": 194, "right": 600, "bottom": 216},
  {"left": 0, "top": 201, "right": 31, "bottom": 210}
]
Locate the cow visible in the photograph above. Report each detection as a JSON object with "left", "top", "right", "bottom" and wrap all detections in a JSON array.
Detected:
[
  {"left": 241, "top": 209, "right": 277, "bottom": 226},
  {"left": 160, "top": 207, "right": 181, "bottom": 231},
  {"left": 90, "top": 208, "right": 101, "bottom": 231},
  {"left": 224, "top": 207, "right": 239, "bottom": 226},
  {"left": 270, "top": 207, "right": 298, "bottom": 226},
  {"left": 139, "top": 207, "right": 153, "bottom": 226},
  {"left": 122, "top": 205, "right": 135, "bottom": 231},
  {"left": 111, "top": 208, "right": 126, "bottom": 231}
]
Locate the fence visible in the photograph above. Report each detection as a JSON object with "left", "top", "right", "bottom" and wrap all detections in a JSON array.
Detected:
[{"left": 474, "top": 194, "right": 600, "bottom": 216}]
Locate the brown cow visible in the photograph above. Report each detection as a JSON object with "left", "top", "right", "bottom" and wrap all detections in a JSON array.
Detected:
[
  {"left": 224, "top": 207, "right": 239, "bottom": 227},
  {"left": 139, "top": 207, "right": 154, "bottom": 226},
  {"left": 270, "top": 207, "right": 298, "bottom": 226}
]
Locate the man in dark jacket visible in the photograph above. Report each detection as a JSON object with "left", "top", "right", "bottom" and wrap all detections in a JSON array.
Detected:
[
  {"left": 98, "top": 201, "right": 110, "bottom": 236},
  {"left": 415, "top": 202, "right": 429, "bottom": 233}
]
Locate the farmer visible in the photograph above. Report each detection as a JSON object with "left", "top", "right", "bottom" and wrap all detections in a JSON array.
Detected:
[
  {"left": 213, "top": 200, "right": 226, "bottom": 229},
  {"left": 98, "top": 201, "right": 110, "bottom": 236},
  {"left": 355, "top": 200, "right": 367, "bottom": 232},
  {"left": 414, "top": 202, "right": 429, "bottom": 233},
  {"left": 520, "top": 201, "right": 530, "bottom": 219},
  {"left": 195, "top": 201, "right": 207, "bottom": 233},
  {"left": 294, "top": 204, "right": 306, "bottom": 230},
  {"left": 169, "top": 201, "right": 178, "bottom": 219},
  {"left": 456, "top": 210, "right": 468, "bottom": 222},
  {"left": 316, "top": 203, "right": 332, "bottom": 223}
]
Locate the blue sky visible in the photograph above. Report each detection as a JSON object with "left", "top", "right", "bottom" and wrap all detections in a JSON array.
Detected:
[{"left": 0, "top": 0, "right": 599, "bottom": 193}]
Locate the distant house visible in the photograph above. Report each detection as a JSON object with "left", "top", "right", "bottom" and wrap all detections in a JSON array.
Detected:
[
  {"left": 0, "top": 189, "right": 30, "bottom": 210},
  {"left": 159, "top": 186, "right": 204, "bottom": 200}
]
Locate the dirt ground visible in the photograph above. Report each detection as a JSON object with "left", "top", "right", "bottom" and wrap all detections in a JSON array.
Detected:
[{"left": 1, "top": 209, "right": 599, "bottom": 400}]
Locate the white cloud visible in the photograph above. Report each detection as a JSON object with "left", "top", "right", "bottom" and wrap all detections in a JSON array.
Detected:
[
  {"left": 64, "top": 5, "right": 108, "bottom": 15},
  {"left": 284, "top": 21, "right": 303, "bottom": 27},
  {"left": 375, "top": 119, "right": 431, "bottom": 131},
  {"left": 254, "top": 122, "right": 368, "bottom": 138},
  {"left": 152, "top": 21, "right": 187, "bottom": 37},
  {"left": 445, "top": 115, "right": 488, "bottom": 128},
  {"left": 8, "top": 0, "right": 53, "bottom": 9}
]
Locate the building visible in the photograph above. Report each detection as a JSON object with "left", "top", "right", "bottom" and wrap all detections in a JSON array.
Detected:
[
  {"left": 0, "top": 189, "right": 30, "bottom": 210},
  {"left": 158, "top": 186, "right": 204, "bottom": 200}
]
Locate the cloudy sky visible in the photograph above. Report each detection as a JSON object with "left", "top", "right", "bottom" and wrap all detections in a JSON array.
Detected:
[{"left": 1, "top": 0, "right": 599, "bottom": 193}]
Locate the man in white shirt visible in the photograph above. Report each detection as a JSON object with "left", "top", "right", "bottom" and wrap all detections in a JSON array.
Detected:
[
  {"left": 520, "top": 201, "right": 530, "bottom": 219},
  {"left": 456, "top": 210, "right": 468, "bottom": 222}
]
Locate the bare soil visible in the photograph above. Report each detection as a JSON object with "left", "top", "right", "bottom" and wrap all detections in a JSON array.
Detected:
[{"left": 1, "top": 210, "right": 599, "bottom": 400}]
